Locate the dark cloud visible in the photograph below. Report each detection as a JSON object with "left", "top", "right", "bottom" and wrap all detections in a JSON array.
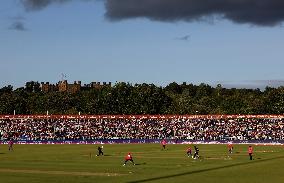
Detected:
[
  {"left": 20, "top": 0, "right": 98, "bottom": 11},
  {"left": 176, "top": 35, "right": 190, "bottom": 41},
  {"left": 9, "top": 21, "right": 27, "bottom": 31},
  {"left": 21, "top": 0, "right": 70, "bottom": 11},
  {"left": 105, "top": 0, "right": 284, "bottom": 26},
  {"left": 19, "top": 0, "right": 284, "bottom": 26}
]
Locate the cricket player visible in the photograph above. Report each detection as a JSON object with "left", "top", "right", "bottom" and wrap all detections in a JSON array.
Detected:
[
  {"left": 186, "top": 147, "right": 192, "bottom": 158},
  {"left": 97, "top": 146, "right": 104, "bottom": 156},
  {"left": 248, "top": 145, "right": 253, "bottom": 160},
  {"left": 161, "top": 139, "right": 167, "bottom": 150},
  {"left": 123, "top": 152, "right": 135, "bottom": 166},
  {"left": 193, "top": 146, "right": 199, "bottom": 159},
  {"left": 8, "top": 139, "right": 14, "bottom": 151},
  {"left": 228, "top": 143, "right": 233, "bottom": 154}
]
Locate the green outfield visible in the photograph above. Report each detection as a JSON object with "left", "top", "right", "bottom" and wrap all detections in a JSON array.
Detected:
[{"left": 0, "top": 143, "right": 284, "bottom": 183}]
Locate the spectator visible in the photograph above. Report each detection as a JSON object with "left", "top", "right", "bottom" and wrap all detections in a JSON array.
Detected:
[{"left": 0, "top": 117, "right": 283, "bottom": 141}]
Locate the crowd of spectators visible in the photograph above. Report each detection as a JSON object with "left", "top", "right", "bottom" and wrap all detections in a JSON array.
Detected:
[{"left": 0, "top": 118, "right": 284, "bottom": 141}]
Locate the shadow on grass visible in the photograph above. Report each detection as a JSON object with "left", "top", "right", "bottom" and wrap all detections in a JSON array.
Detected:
[
  {"left": 135, "top": 163, "right": 147, "bottom": 166},
  {"left": 128, "top": 156, "right": 284, "bottom": 183}
]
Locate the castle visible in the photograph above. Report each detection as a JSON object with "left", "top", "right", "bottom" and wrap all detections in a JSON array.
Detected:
[{"left": 41, "top": 80, "right": 111, "bottom": 93}]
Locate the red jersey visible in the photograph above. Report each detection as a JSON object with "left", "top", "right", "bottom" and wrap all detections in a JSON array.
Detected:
[
  {"left": 248, "top": 146, "right": 253, "bottom": 154},
  {"left": 125, "top": 153, "right": 132, "bottom": 160},
  {"left": 228, "top": 143, "right": 233, "bottom": 149},
  {"left": 187, "top": 147, "right": 192, "bottom": 153},
  {"left": 161, "top": 140, "right": 166, "bottom": 146}
]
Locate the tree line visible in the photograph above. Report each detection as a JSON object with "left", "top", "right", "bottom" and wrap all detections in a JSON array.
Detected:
[{"left": 0, "top": 81, "right": 284, "bottom": 115}]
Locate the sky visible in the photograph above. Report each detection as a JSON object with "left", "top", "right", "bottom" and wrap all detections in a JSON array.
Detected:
[{"left": 1, "top": 0, "right": 284, "bottom": 89}]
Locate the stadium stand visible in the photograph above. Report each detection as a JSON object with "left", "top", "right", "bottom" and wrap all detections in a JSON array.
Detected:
[{"left": 0, "top": 115, "right": 284, "bottom": 142}]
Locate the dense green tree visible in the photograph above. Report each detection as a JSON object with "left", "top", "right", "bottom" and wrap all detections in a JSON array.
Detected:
[
  {"left": 25, "top": 81, "right": 41, "bottom": 93},
  {"left": 0, "top": 82, "right": 283, "bottom": 115},
  {"left": 0, "top": 85, "right": 13, "bottom": 93}
]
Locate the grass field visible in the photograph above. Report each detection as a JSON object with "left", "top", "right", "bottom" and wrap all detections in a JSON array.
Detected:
[{"left": 0, "top": 143, "right": 284, "bottom": 183}]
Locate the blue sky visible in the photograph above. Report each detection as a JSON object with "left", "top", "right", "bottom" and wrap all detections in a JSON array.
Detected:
[{"left": 1, "top": 0, "right": 284, "bottom": 89}]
